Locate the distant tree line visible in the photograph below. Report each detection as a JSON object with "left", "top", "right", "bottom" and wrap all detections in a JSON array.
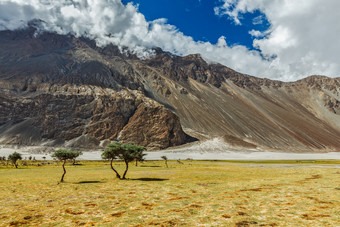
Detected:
[{"left": 4, "top": 142, "right": 149, "bottom": 183}]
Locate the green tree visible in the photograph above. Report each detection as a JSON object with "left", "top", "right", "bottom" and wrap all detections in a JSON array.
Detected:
[
  {"left": 101, "top": 142, "right": 124, "bottom": 179},
  {"left": 8, "top": 152, "right": 22, "bottom": 168},
  {"left": 72, "top": 151, "right": 83, "bottom": 165},
  {"left": 161, "top": 155, "right": 168, "bottom": 168},
  {"left": 122, "top": 143, "right": 146, "bottom": 178},
  {"left": 51, "top": 149, "right": 82, "bottom": 182},
  {"left": 134, "top": 146, "right": 147, "bottom": 166},
  {"left": 102, "top": 142, "right": 146, "bottom": 179}
]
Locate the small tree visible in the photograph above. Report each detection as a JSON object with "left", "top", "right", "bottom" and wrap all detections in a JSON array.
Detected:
[
  {"left": 122, "top": 143, "right": 146, "bottom": 178},
  {"left": 101, "top": 142, "right": 124, "bottom": 179},
  {"left": 102, "top": 142, "right": 146, "bottom": 180},
  {"left": 1, "top": 156, "right": 6, "bottom": 165},
  {"left": 51, "top": 149, "right": 82, "bottom": 182},
  {"left": 161, "top": 155, "right": 168, "bottom": 168},
  {"left": 8, "top": 152, "right": 22, "bottom": 168},
  {"left": 134, "top": 148, "right": 147, "bottom": 166},
  {"left": 72, "top": 151, "right": 83, "bottom": 165}
]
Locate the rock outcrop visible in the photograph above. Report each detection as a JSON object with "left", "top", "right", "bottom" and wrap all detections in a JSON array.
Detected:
[
  {"left": 119, "top": 102, "right": 194, "bottom": 149},
  {"left": 0, "top": 84, "right": 192, "bottom": 149}
]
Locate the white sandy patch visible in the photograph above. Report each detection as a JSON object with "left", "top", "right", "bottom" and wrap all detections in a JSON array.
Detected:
[
  {"left": 0, "top": 138, "right": 339, "bottom": 161},
  {"left": 145, "top": 150, "right": 340, "bottom": 161}
]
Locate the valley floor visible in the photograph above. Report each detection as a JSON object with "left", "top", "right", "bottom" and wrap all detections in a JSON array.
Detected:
[
  {"left": 1, "top": 146, "right": 340, "bottom": 161},
  {"left": 0, "top": 161, "right": 339, "bottom": 226}
]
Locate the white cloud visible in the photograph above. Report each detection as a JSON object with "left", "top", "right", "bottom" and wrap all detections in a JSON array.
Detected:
[
  {"left": 252, "top": 15, "right": 263, "bottom": 25},
  {"left": 0, "top": 0, "right": 273, "bottom": 78},
  {"left": 249, "top": 29, "right": 264, "bottom": 38},
  {"left": 0, "top": 0, "right": 339, "bottom": 81},
  {"left": 215, "top": 0, "right": 340, "bottom": 80}
]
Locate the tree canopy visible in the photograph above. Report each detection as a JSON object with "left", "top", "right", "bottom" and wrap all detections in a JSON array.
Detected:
[
  {"left": 52, "top": 149, "right": 81, "bottom": 161},
  {"left": 102, "top": 142, "right": 146, "bottom": 179}
]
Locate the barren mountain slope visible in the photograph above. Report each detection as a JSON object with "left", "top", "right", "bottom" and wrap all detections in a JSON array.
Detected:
[
  {"left": 0, "top": 28, "right": 339, "bottom": 152},
  {"left": 0, "top": 28, "right": 194, "bottom": 149},
  {"left": 133, "top": 53, "right": 340, "bottom": 152}
]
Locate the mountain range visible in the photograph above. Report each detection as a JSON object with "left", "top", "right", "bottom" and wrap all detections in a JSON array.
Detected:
[{"left": 1, "top": 26, "right": 340, "bottom": 152}]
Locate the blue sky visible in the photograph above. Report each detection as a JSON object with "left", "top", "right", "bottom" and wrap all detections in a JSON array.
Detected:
[{"left": 122, "top": 0, "right": 269, "bottom": 50}]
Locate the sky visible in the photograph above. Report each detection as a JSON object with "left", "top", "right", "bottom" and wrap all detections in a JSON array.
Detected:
[
  {"left": 122, "top": 0, "right": 269, "bottom": 48},
  {"left": 0, "top": 0, "right": 340, "bottom": 81}
]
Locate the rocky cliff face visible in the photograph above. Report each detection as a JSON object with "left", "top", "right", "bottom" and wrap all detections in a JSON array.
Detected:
[
  {"left": 0, "top": 28, "right": 194, "bottom": 149},
  {"left": 0, "top": 85, "right": 194, "bottom": 149},
  {"left": 0, "top": 27, "right": 340, "bottom": 152}
]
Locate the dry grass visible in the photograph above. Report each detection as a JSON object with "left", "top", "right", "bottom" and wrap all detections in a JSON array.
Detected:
[{"left": 0, "top": 160, "right": 339, "bottom": 226}]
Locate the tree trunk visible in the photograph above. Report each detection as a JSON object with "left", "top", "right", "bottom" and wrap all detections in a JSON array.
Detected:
[
  {"left": 122, "top": 160, "right": 129, "bottom": 179},
  {"left": 165, "top": 160, "right": 168, "bottom": 168},
  {"left": 135, "top": 160, "right": 138, "bottom": 166},
  {"left": 72, "top": 159, "right": 76, "bottom": 165},
  {"left": 14, "top": 161, "right": 18, "bottom": 168},
  {"left": 110, "top": 159, "right": 121, "bottom": 179},
  {"left": 61, "top": 160, "right": 66, "bottom": 182}
]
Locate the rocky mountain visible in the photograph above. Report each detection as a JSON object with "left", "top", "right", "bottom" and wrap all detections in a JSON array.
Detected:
[{"left": 0, "top": 27, "right": 340, "bottom": 152}]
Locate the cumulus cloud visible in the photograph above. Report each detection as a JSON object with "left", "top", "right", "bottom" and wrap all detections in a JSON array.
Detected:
[
  {"left": 0, "top": 0, "right": 156, "bottom": 58},
  {"left": 0, "top": 0, "right": 274, "bottom": 78},
  {"left": 215, "top": 0, "right": 340, "bottom": 80},
  {"left": 249, "top": 29, "right": 265, "bottom": 38},
  {"left": 0, "top": 0, "right": 339, "bottom": 81}
]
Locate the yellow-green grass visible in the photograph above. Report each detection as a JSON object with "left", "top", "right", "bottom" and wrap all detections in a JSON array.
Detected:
[{"left": 0, "top": 160, "right": 339, "bottom": 226}]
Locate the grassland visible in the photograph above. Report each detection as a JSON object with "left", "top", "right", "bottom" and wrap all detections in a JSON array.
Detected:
[{"left": 0, "top": 160, "right": 339, "bottom": 226}]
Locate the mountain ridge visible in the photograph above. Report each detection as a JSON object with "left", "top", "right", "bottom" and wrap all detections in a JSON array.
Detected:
[{"left": 0, "top": 27, "right": 339, "bottom": 152}]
